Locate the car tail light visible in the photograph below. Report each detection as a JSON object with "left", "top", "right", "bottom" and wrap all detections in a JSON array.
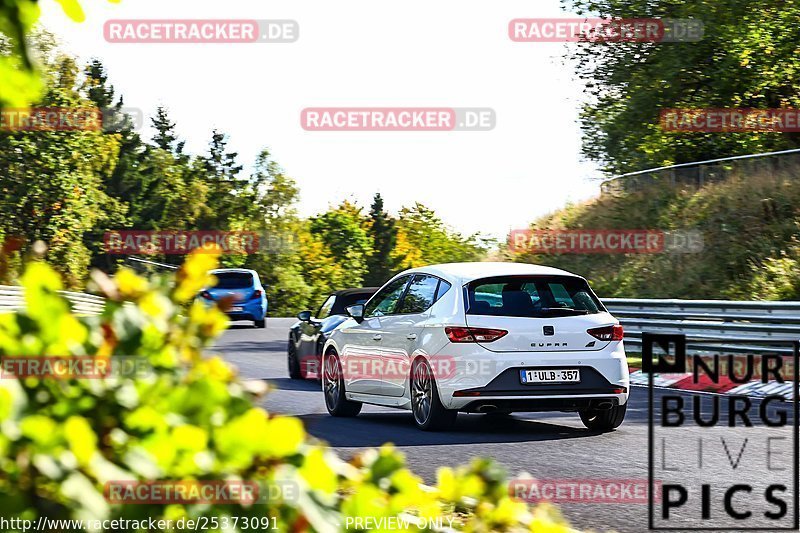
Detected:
[
  {"left": 253, "top": 289, "right": 262, "bottom": 298},
  {"left": 201, "top": 290, "right": 213, "bottom": 300},
  {"left": 445, "top": 326, "right": 508, "bottom": 343},
  {"left": 587, "top": 324, "right": 624, "bottom": 341}
]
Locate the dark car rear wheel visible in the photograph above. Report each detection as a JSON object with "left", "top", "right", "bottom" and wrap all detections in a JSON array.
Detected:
[
  {"left": 411, "top": 358, "right": 457, "bottom": 431},
  {"left": 287, "top": 340, "right": 302, "bottom": 380},
  {"left": 254, "top": 318, "right": 266, "bottom": 328},
  {"left": 323, "top": 351, "right": 361, "bottom": 417},
  {"left": 579, "top": 403, "right": 627, "bottom": 432}
]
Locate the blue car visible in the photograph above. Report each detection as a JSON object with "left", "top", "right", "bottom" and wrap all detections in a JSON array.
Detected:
[{"left": 200, "top": 268, "right": 268, "bottom": 328}]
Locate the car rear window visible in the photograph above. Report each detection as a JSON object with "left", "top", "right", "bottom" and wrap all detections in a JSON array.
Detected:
[
  {"left": 466, "top": 275, "right": 604, "bottom": 318},
  {"left": 214, "top": 272, "right": 254, "bottom": 289}
]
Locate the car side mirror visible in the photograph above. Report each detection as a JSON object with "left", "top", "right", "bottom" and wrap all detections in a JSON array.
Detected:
[
  {"left": 345, "top": 304, "right": 365, "bottom": 323},
  {"left": 297, "top": 310, "right": 312, "bottom": 322}
]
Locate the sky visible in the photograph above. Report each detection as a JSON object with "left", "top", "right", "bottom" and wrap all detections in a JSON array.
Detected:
[{"left": 38, "top": 0, "right": 601, "bottom": 240}]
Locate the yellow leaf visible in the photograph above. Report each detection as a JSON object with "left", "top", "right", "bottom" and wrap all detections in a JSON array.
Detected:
[
  {"left": 195, "top": 356, "right": 234, "bottom": 381},
  {"left": 172, "top": 425, "right": 208, "bottom": 451},
  {"left": 115, "top": 268, "right": 149, "bottom": 300},
  {"left": 54, "top": 0, "right": 86, "bottom": 22},
  {"left": 265, "top": 416, "right": 304, "bottom": 457},
  {"left": 0, "top": 388, "right": 11, "bottom": 420},
  {"left": 299, "top": 447, "right": 338, "bottom": 493},
  {"left": 64, "top": 416, "right": 97, "bottom": 466},
  {"left": 174, "top": 251, "right": 218, "bottom": 302},
  {"left": 436, "top": 467, "right": 457, "bottom": 500}
]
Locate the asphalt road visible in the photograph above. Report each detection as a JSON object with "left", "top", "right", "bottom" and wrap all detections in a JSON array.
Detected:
[{"left": 216, "top": 318, "right": 797, "bottom": 533}]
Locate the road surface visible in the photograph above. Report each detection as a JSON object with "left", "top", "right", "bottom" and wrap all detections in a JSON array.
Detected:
[{"left": 215, "top": 318, "right": 797, "bottom": 533}]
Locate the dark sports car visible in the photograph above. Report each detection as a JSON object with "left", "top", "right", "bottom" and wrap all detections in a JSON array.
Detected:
[{"left": 288, "top": 287, "right": 378, "bottom": 380}]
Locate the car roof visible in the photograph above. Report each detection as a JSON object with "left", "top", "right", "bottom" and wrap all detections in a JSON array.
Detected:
[
  {"left": 398, "top": 262, "right": 583, "bottom": 285},
  {"left": 332, "top": 287, "right": 379, "bottom": 297},
  {"left": 210, "top": 268, "right": 257, "bottom": 274}
]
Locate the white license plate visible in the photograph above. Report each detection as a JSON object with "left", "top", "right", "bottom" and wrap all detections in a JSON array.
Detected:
[
  {"left": 229, "top": 306, "right": 244, "bottom": 312},
  {"left": 520, "top": 368, "right": 580, "bottom": 384}
]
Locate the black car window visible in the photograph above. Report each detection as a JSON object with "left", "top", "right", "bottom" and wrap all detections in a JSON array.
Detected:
[
  {"left": 397, "top": 275, "right": 439, "bottom": 314},
  {"left": 213, "top": 272, "right": 253, "bottom": 289},
  {"left": 316, "top": 295, "right": 336, "bottom": 319},
  {"left": 467, "top": 275, "right": 602, "bottom": 318},
  {"left": 364, "top": 276, "right": 411, "bottom": 317},
  {"left": 332, "top": 292, "right": 376, "bottom": 315},
  {"left": 435, "top": 280, "right": 452, "bottom": 301}
]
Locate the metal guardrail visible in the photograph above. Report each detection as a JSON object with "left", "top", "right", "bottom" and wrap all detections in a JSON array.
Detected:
[
  {"left": 0, "top": 285, "right": 105, "bottom": 316},
  {"left": 0, "top": 286, "right": 797, "bottom": 353},
  {"left": 604, "top": 298, "right": 800, "bottom": 354},
  {"left": 600, "top": 148, "right": 800, "bottom": 195}
]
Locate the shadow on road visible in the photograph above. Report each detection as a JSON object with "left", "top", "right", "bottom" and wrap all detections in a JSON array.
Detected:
[
  {"left": 268, "top": 377, "right": 321, "bottom": 392},
  {"left": 298, "top": 411, "right": 599, "bottom": 447},
  {"left": 217, "top": 340, "right": 286, "bottom": 354}
]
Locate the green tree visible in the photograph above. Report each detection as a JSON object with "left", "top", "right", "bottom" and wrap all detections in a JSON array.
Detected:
[
  {"left": 0, "top": 41, "right": 124, "bottom": 286},
  {"left": 564, "top": 0, "right": 800, "bottom": 175},
  {"left": 82, "top": 58, "right": 143, "bottom": 271},
  {"left": 364, "top": 193, "right": 398, "bottom": 286},
  {"left": 150, "top": 106, "right": 185, "bottom": 155},
  {"left": 393, "top": 203, "right": 486, "bottom": 269},
  {"left": 308, "top": 201, "right": 373, "bottom": 291},
  {"left": 195, "top": 130, "right": 245, "bottom": 229},
  {"left": 242, "top": 149, "right": 313, "bottom": 315}
]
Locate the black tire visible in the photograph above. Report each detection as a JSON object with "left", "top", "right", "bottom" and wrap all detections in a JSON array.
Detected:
[
  {"left": 323, "top": 352, "right": 362, "bottom": 417},
  {"left": 580, "top": 403, "right": 627, "bottom": 432},
  {"left": 287, "top": 340, "right": 302, "bottom": 380},
  {"left": 410, "top": 358, "right": 457, "bottom": 431},
  {"left": 254, "top": 318, "right": 266, "bottom": 328}
]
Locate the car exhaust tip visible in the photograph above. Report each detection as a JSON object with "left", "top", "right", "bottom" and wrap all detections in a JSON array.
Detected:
[
  {"left": 478, "top": 404, "right": 498, "bottom": 413},
  {"left": 594, "top": 401, "right": 614, "bottom": 410}
]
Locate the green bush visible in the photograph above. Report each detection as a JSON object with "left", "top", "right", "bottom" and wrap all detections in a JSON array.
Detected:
[
  {"left": 0, "top": 251, "right": 571, "bottom": 532},
  {"left": 512, "top": 170, "right": 800, "bottom": 300}
]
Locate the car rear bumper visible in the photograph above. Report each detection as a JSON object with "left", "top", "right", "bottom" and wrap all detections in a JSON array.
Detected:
[
  {"left": 221, "top": 300, "right": 267, "bottom": 321},
  {"left": 459, "top": 395, "right": 622, "bottom": 413},
  {"left": 431, "top": 342, "right": 629, "bottom": 410}
]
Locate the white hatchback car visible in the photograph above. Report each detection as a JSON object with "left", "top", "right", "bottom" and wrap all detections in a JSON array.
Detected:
[{"left": 322, "top": 262, "right": 629, "bottom": 431}]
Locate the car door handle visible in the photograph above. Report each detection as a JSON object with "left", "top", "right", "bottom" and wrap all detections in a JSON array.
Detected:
[
  {"left": 372, "top": 334, "right": 382, "bottom": 341},
  {"left": 406, "top": 333, "right": 417, "bottom": 340}
]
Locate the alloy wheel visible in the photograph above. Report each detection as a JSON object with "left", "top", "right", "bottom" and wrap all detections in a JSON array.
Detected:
[
  {"left": 323, "top": 355, "right": 340, "bottom": 410},
  {"left": 412, "top": 361, "right": 433, "bottom": 425}
]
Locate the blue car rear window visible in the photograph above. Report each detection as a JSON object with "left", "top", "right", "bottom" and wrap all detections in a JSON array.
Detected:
[{"left": 214, "top": 273, "right": 254, "bottom": 289}]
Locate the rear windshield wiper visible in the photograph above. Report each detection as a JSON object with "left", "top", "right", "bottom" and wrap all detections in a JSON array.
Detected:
[{"left": 538, "top": 308, "right": 591, "bottom": 316}]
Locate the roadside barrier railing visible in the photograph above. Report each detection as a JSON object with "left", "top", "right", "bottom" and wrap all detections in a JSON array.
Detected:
[
  {"left": 0, "top": 285, "right": 105, "bottom": 316},
  {"left": 600, "top": 147, "right": 800, "bottom": 195},
  {"left": 604, "top": 298, "right": 800, "bottom": 355},
  {"left": 1, "top": 286, "right": 799, "bottom": 353}
]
